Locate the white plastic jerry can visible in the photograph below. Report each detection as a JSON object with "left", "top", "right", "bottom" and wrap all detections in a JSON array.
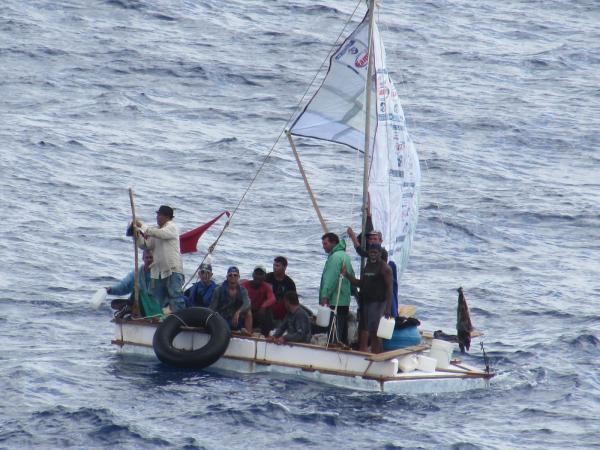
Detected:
[{"left": 376, "top": 316, "right": 395, "bottom": 339}]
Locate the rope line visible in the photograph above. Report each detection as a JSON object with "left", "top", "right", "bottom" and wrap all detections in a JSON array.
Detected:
[
  {"left": 208, "top": 0, "right": 365, "bottom": 252},
  {"left": 171, "top": 313, "right": 189, "bottom": 328}
]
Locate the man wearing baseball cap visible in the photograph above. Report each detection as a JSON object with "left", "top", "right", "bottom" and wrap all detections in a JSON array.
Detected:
[
  {"left": 183, "top": 262, "right": 216, "bottom": 307},
  {"left": 209, "top": 266, "right": 252, "bottom": 334}
]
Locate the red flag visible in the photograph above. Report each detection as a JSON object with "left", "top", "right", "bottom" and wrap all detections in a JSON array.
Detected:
[{"left": 179, "top": 211, "right": 230, "bottom": 254}]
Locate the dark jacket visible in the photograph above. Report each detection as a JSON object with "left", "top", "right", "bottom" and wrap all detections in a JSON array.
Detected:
[
  {"left": 273, "top": 306, "right": 312, "bottom": 343},
  {"left": 184, "top": 280, "right": 217, "bottom": 308},
  {"left": 209, "top": 281, "right": 250, "bottom": 320}
]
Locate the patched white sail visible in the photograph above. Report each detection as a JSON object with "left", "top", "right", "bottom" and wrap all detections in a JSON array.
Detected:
[{"left": 289, "top": 13, "right": 421, "bottom": 276}]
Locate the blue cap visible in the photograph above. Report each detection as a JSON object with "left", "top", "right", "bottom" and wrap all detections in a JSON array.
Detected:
[
  {"left": 227, "top": 266, "right": 239, "bottom": 275},
  {"left": 199, "top": 263, "right": 212, "bottom": 272}
]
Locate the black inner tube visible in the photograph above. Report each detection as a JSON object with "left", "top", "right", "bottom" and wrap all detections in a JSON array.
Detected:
[{"left": 152, "top": 307, "right": 231, "bottom": 369}]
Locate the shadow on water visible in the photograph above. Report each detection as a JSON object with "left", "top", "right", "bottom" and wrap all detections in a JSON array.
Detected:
[{"left": 106, "top": 352, "right": 221, "bottom": 389}]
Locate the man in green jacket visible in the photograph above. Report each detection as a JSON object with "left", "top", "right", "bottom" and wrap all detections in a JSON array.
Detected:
[{"left": 319, "top": 232, "right": 355, "bottom": 345}]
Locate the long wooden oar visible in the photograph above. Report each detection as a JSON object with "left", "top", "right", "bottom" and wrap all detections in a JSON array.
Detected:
[{"left": 128, "top": 188, "right": 140, "bottom": 317}]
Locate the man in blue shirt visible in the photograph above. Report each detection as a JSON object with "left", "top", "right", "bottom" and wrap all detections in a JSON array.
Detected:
[
  {"left": 106, "top": 250, "right": 161, "bottom": 316},
  {"left": 184, "top": 263, "right": 217, "bottom": 307}
]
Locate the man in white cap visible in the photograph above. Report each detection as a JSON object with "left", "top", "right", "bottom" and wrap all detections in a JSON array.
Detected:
[
  {"left": 136, "top": 205, "right": 185, "bottom": 313},
  {"left": 184, "top": 262, "right": 216, "bottom": 307}
]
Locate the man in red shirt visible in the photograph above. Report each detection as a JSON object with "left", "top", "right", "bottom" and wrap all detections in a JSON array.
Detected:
[{"left": 241, "top": 265, "right": 276, "bottom": 336}]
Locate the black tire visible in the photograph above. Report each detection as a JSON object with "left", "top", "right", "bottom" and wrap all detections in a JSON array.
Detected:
[{"left": 152, "top": 307, "right": 230, "bottom": 369}]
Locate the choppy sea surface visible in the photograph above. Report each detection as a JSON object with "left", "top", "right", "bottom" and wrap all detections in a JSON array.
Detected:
[{"left": 1, "top": 0, "right": 599, "bottom": 448}]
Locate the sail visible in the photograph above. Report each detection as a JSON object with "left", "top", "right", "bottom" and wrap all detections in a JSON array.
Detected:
[
  {"left": 289, "top": 12, "right": 421, "bottom": 277},
  {"left": 289, "top": 14, "right": 374, "bottom": 150},
  {"left": 368, "top": 21, "right": 421, "bottom": 277}
]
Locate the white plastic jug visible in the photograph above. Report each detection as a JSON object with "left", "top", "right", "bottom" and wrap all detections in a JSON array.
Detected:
[
  {"left": 376, "top": 316, "right": 395, "bottom": 339},
  {"left": 398, "top": 355, "right": 418, "bottom": 373},
  {"left": 416, "top": 355, "right": 437, "bottom": 372},
  {"left": 431, "top": 339, "right": 453, "bottom": 354},
  {"left": 90, "top": 288, "right": 107, "bottom": 309},
  {"left": 316, "top": 305, "right": 332, "bottom": 327},
  {"left": 429, "top": 348, "right": 450, "bottom": 369},
  {"left": 430, "top": 339, "right": 453, "bottom": 369}
]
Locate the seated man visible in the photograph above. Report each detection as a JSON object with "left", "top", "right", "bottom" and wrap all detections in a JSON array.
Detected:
[
  {"left": 265, "top": 256, "right": 297, "bottom": 322},
  {"left": 241, "top": 265, "right": 276, "bottom": 337},
  {"left": 209, "top": 266, "right": 252, "bottom": 334},
  {"left": 184, "top": 263, "right": 216, "bottom": 307},
  {"left": 105, "top": 250, "right": 161, "bottom": 317},
  {"left": 268, "top": 291, "right": 312, "bottom": 344}
]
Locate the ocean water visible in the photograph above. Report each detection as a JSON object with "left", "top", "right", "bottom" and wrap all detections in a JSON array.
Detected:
[{"left": 1, "top": 0, "right": 599, "bottom": 448}]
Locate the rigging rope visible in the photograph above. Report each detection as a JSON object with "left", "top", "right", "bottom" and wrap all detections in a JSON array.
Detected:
[{"left": 207, "top": 0, "right": 365, "bottom": 253}]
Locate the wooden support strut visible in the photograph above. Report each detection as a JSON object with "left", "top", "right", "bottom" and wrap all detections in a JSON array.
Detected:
[
  {"left": 286, "top": 130, "right": 328, "bottom": 233},
  {"left": 366, "top": 343, "right": 431, "bottom": 362}
]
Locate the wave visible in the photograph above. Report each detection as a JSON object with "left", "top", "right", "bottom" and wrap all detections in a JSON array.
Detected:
[
  {"left": 105, "top": 0, "right": 144, "bottom": 10},
  {"left": 568, "top": 333, "right": 599, "bottom": 351},
  {"left": 27, "top": 405, "right": 170, "bottom": 448},
  {"left": 433, "top": 218, "right": 489, "bottom": 243}
]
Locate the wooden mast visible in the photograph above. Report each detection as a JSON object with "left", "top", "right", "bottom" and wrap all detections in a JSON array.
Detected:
[{"left": 360, "top": 0, "right": 377, "bottom": 270}]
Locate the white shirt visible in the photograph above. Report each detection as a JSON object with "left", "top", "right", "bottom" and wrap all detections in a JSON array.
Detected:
[{"left": 138, "top": 220, "right": 183, "bottom": 279}]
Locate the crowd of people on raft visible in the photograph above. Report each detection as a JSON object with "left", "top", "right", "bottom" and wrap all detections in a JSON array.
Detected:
[{"left": 106, "top": 204, "right": 417, "bottom": 353}]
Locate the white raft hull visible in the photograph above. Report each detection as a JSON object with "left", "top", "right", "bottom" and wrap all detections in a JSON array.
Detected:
[{"left": 112, "top": 320, "right": 493, "bottom": 394}]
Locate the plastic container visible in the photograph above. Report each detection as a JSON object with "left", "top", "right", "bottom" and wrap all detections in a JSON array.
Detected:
[
  {"left": 316, "top": 305, "right": 332, "bottom": 327},
  {"left": 398, "top": 355, "right": 418, "bottom": 373},
  {"left": 431, "top": 339, "right": 453, "bottom": 354},
  {"left": 382, "top": 326, "right": 422, "bottom": 352},
  {"left": 429, "top": 348, "right": 450, "bottom": 369},
  {"left": 91, "top": 288, "right": 107, "bottom": 309},
  {"left": 376, "top": 316, "right": 395, "bottom": 339},
  {"left": 429, "top": 339, "right": 453, "bottom": 369},
  {"left": 416, "top": 355, "right": 437, "bottom": 372}
]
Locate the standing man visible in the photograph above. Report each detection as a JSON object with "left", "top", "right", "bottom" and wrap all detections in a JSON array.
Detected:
[
  {"left": 347, "top": 226, "right": 388, "bottom": 262},
  {"left": 241, "top": 265, "right": 276, "bottom": 336},
  {"left": 265, "top": 256, "right": 297, "bottom": 322},
  {"left": 342, "top": 243, "right": 392, "bottom": 353},
  {"left": 346, "top": 195, "right": 388, "bottom": 260},
  {"left": 184, "top": 263, "right": 216, "bottom": 307},
  {"left": 210, "top": 266, "right": 253, "bottom": 334},
  {"left": 137, "top": 205, "right": 185, "bottom": 313},
  {"left": 319, "top": 232, "right": 355, "bottom": 345}
]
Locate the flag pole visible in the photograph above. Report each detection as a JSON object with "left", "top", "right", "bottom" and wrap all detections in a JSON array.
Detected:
[
  {"left": 181, "top": 217, "right": 230, "bottom": 292},
  {"left": 128, "top": 188, "right": 141, "bottom": 317}
]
